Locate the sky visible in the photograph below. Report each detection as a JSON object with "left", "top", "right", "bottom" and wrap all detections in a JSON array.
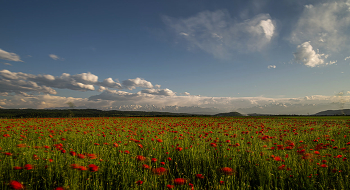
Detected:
[{"left": 1, "top": 0, "right": 350, "bottom": 115}]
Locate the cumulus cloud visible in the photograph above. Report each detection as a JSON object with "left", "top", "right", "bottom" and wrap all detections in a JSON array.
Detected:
[
  {"left": 290, "top": 1, "right": 350, "bottom": 52},
  {"left": 163, "top": 10, "right": 276, "bottom": 59},
  {"left": 49, "top": 54, "right": 60, "bottom": 60},
  {"left": 345, "top": 56, "right": 350, "bottom": 60},
  {"left": 267, "top": 65, "right": 276, "bottom": 69},
  {"left": 293, "top": 41, "right": 335, "bottom": 67},
  {"left": 122, "top": 78, "right": 153, "bottom": 90},
  {"left": 0, "top": 70, "right": 163, "bottom": 97},
  {"left": 0, "top": 49, "right": 23, "bottom": 62},
  {"left": 140, "top": 88, "right": 176, "bottom": 96}
]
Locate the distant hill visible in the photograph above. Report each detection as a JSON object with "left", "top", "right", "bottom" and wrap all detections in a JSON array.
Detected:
[
  {"left": 313, "top": 109, "right": 350, "bottom": 116},
  {"left": 214, "top": 112, "right": 243, "bottom": 116},
  {"left": 0, "top": 109, "right": 204, "bottom": 118}
]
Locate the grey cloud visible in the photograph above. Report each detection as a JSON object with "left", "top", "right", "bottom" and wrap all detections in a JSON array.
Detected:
[{"left": 140, "top": 88, "right": 176, "bottom": 96}]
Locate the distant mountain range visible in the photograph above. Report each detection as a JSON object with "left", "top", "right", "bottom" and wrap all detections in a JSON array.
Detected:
[
  {"left": 46, "top": 105, "right": 221, "bottom": 115},
  {"left": 313, "top": 109, "right": 350, "bottom": 116}
]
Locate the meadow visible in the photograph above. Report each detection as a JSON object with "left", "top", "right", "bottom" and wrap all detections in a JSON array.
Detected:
[{"left": 0, "top": 116, "right": 349, "bottom": 190}]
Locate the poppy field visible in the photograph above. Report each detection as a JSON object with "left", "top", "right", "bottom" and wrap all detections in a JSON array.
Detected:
[{"left": 0, "top": 116, "right": 349, "bottom": 190}]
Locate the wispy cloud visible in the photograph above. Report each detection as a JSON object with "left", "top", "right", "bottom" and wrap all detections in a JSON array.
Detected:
[
  {"left": 163, "top": 10, "right": 276, "bottom": 59},
  {"left": 290, "top": 1, "right": 350, "bottom": 53},
  {"left": 0, "top": 49, "right": 23, "bottom": 62},
  {"left": 3, "top": 63, "right": 12, "bottom": 66},
  {"left": 267, "top": 65, "right": 276, "bottom": 69},
  {"left": 49, "top": 54, "right": 63, "bottom": 60}
]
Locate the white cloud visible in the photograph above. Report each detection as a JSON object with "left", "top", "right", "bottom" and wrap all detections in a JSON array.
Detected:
[
  {"left": 140, "top": 88, "right": 176, "bottom": 96},
  {"left": 345, "top": 56, "right": 350, "bottom": 60},
  {"left": 49, "top": 54, "right": 61, "bottom": 60},
  {"left": 0, "top": 49, "right": 23, "bottom": 62},
  {"left": 122, "top": 78, "right": 153, "bottom": 90},
  {"left": 163, "top": 10, "right": 276, "bottom": 59},
  {"left": 290, "top": 1, "right": 350, "bottom": 52},
  {"left": 293, "top": 41, "right": 333, "bottom": 67},
  {"left": 3, "top": 63, "right": 12, "bottom": 66},
  {"left": 267, "top": 65, "right": 276, "bottom": 69}
]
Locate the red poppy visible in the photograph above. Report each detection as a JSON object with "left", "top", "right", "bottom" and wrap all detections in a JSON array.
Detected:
[
  {"left": 157, "top": 139, "right": 163, "bottom": 143},
  {"left": 152, "top": 167, "right": 167, "bottom": 175},
  {"left": 196, "top": 174, "right": 204, "bottom": 179},
  {"left": 88, "top": 164, "right": 99, "bottom": 172},
  {"left": 9, "top": 180, "right": 24, "bottom": 189},
  {"left": 4, "top": 152, "right": 13, "bottom": 156},
  {"left": 160, "top": 162, "right": 165, "bottom": 165},
  {"left": 70, "top": 164, "right": 80, "bottom": 169},
  {"left": 142, "top": 164, "right": 151, "bottom": 170},
  {"left": 176, "top": 147, "right": 183, "bottom": 151},
  {"left": 70, "top": 151, "right": 76, "bottom": 156},
  {"left": 53, "top": 187, "right": 65, "bottom": 190},
  {"left": 173, "top": 178, "right": 186, "bottom": 185},
  {"left": 220, "top": 181, "right": 225, "bottom": 185},
  {"left": 136, "top": 180, "right": 143, "bottom": 185},
  {"left": 167, "top": 157, "right": 172, "bottom": 161},
  {"left": 124, "top": 150, "right": 130, "bottom": 154},
  {"left": 77, "top": 154, "right": 85, "bottom": 159},
  {"left": 151, "top": 158, "right": 157, "bottom": 162},
  {"left": 220, "top": 167, "right": 234, "bottom": 175},
  {"left": 87, "top": 154, "right": 97, "bottom": 159},
  {"left": 79, "top": 166, "right": 87, "bottom": 171},
  {"left": 166, "top": 184, "right": 175, "bottom": 189},
  {"left": 136, "top": 155, "right": 146, "bottom": 162},
  {"left": 13, "top": 166, "right": 22, "bottom": 170},
  {"left": 24, "top": 164, "right": 33, "bottom": 170}
]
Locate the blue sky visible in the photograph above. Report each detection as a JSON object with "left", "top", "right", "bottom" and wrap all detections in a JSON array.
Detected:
[{"left": 1, "top": 0, "right": 350, "bottom": 115}]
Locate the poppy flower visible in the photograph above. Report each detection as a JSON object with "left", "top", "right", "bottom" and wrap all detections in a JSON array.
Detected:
[
  {"left": 142, "top": 164, "right": 151, "bottom": 170},
  {"left": 151, "top": 158, "right": 157, "bottom": 162},
  {"left": 320, "top": 164, "right": 328, "bottom": 168},
  {"left": 167, "top": 157, "right": 172, "bottom": 161},
  {"left": 9, "top": 180, "right": 24, "bottom": 189},
  {"left": 88, "top": 164, "right": 99, "bottom": 172},
  {"left": 136, "top": 180, "right": 143, "bottom": 185},
  {"left": 152, "top": 167, "right": 167, "bottom": 175},
  {"left": 157, "top": 139, "right": 163, "bottom": 142},
  {"left": 24, "top": 164, "right": 33, "bottom": 170},
  {"left": 4, "top": 152, "right": 13, "bottom": 156},
  {"left": 196, "top": 174, "right": 204, "bottom": 179},
  {"left": 70, "top": 151, "right": 76, "bottom": 156},
  {"left": 124, "top": 150, "right": 130, "bottom": 154},
  {"left": 220, "top": 181, "right": 225, "bottom": 185},
  {"left": 87, "top": 154, "right": 97, "bottom": 159},
  {"left": 77, "top": 154, "right": 85, "bottom": 159},
  {"left": 136, "top": 155, "right": 146, "bottom": 162},
  {"left": 53, "top": 187, "right": 65, "bottom": 190},
  {"left": 13, "top": 166, "right": 22, "bottom": 170},
  {"left": 176, "top": 147, "right": 183, "bottom": 151},
  {"left": 173, "top": 178, "right": 186, "bottom": 185},
  {"left": 70, "top": 164, "right": 80, "bottom": 169},
  {"left": 160, "top": 162, "right": 165, "bottom": 165},
  {"left": 79, "top": 166, "right": 87, "bottom": 171},
  {"left": 220, "top": 167, "right": 234, "bottom": 175},
  {"left": 166, "top": 184, "right": 175, "bottom": 189}
]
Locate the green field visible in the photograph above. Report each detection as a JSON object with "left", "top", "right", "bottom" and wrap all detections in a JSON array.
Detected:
[{"left": 0, "top": 116, "right": 349, "bottom": 189}]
